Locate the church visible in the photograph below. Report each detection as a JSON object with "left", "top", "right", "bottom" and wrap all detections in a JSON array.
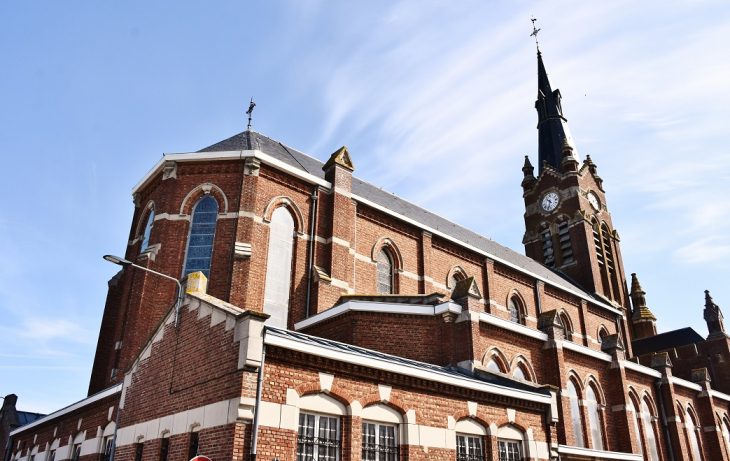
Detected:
[{"left": 3, "top": 46, "right": 730, "bottom": 461}]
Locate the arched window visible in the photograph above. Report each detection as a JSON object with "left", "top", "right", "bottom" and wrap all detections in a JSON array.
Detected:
[
  {"left": 485, "top": 358, "right": 502, "bottom": 373},
  {"left": 586, "top": 384, "right": 603, "bottom": 450},
  {"left": 455, "top": 419, "right": 485, "bottom": 461},
  {"left": 140, "top": 209, "right": 154, "bottom": 253},
  {"left": 513, "top": 366, "right": 526, "bottom": 381},
  {"left": 567, "top": 380, "right": 584, "bottom": 447},
  {"left": 183, "top": 196, "right": 219, "bottom": 278},
  {"left": 559, "top": 313, "right": 572, "bottom": 341},
  {"left": 597, "top": 326, "right": 608, "bottom": 345},
  {"left": 641, "top": 400, "right": 660, "bottom": 461},
  {"left": 263, "top": 207, "right": 295, "bottom": 329},
  {"left": 497, "top": 424, "right": 525, "bottom": 461},
  {"left": 686, "top": 408, "right": 703, "bottom": 461},
  {"left": 361, "top": 404, "right": 401, "bottom": 461},
  {"left": 722, "top": 417, "right": 730, "bottom": 458},
  {"left": 297, "top": 394, "right": 345, "bottom": 461},
  {"left": 508, "top": 296, "right": 524, "bottom": 325},
  {"left": 628, "top": 397, "right": 643, "bottom": 456},
  {"left": 377, "top": 249, "right": 394, "bottom": 295}
]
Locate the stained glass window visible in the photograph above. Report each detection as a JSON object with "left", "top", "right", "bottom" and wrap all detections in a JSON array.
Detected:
[
  {"left": 183, "top": 196, "right": 218, "bottom": 279},
  {"left": 140, "top": 209, "right": 154, "bottom": 252}
]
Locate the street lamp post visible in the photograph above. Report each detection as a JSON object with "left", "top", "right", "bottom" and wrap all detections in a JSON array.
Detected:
[{"left": 103, "top": 255, "right": 185, "bottom": 327}]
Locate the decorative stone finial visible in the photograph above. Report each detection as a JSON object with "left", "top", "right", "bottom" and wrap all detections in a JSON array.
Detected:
[
  {"left": 323, "top": 146, "right": 355, "bottom": 172},
  {"left": 704, "top": 290, "right": 728, "bottom": 339},
  {"left": 521, "top": 156, "right": 537, "bottom": 190},
  {"left": 451, "top": 277, "right": 481, "bottom": 300},
  {"left": 650, "top": 351, "right": 673, "bottom": 370}
]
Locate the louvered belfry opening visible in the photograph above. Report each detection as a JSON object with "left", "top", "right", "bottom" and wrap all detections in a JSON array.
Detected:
[
  {"left": 557, "top": 221, "right": 573, "bottom": 266},
  {"left": 541, "top": 228, "right": 554, "bottom": 268}
]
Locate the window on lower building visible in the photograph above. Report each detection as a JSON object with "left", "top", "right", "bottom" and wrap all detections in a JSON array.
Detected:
[
  {"left": 134, "top": 442, "right": 143, "bottom": 461},
  {"left": 512, "top": 366, "right": 526, "bottom": 381},
  {"left": 456, "top": 434, "right": 483, "bottom": 460},
  {"left": 188, "top": 432, "right": 199, "bottom": 460},
  {"left": 497, "top": 440, "right": 522, "bottom": 461},
  {"left": 160, "top": 437, "right": 170, "bottom": 461},
  {"left": 297, "top": 412, "right": 340, "bottom": 461},
  {"left": 47, "top": 450, "right": 55, "bottom": 461},
  {"left": 71, "top": 444, "right": 81, "bottom": 461},
  {"left": 362, "top": 421, "right": 398, "bottom": 461},
  {"left": 101, "top": 436, "right": 114, "bottom": 461}
]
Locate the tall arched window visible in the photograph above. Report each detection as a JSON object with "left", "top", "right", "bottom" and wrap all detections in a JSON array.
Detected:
[
  {"left": 263, "top": 207, "right": 295, "bottom": 330},
  {"left": 140, "top": 209, "right": 154, "bottom": 253},
  {"left": 586, "top": 385, "right": 603, "bottom": 450},
  {"left": 508, "top": 296, "right": 524, "bottom": 325},
  {"left": 641, "top": 400, "right": 660, "bottom": 461},
  {"left": 377, "top": 249, "right": 394, "bottom": 295},
  {"left": 567, "top": 380, "right": 584, "bottom": 447},
  {"left": 686, "top": 408, "right": 703, "bottom": 461},
  {"left": 628, "top": 398, "right": 643, "bottom": 456},
  {"left": 183, "top": 196, "right": 218, "bottom": 278},
  {"left": 722, "top": 417, "right": 730, "bottom": 458},
  {"left": 513, "top": 365, "right": 526, "bottom": 381}
]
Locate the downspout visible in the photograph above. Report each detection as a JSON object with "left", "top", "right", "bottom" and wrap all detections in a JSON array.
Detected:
[
  {"left": 250, "top": 337, "right": 267, "bottom": 461},
  {"left": 654, "top": 380, "right": 676, "bottom": 461},
  {"left": 535, "top": 279, "right": 542, "bottom": 315},
  {"left": 108, "top": 393, "right": 122, "bottom": 461},
  {"left": 305, "top": 188, "right": 319, "bottom": 318}
]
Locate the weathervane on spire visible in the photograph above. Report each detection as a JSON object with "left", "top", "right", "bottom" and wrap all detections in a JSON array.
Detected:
[
  {"left": 530, "top": 17, "right": 541, "bottom": 52},
  {"left": 246, "top": 97, "right": 256, "bottom": 131}
]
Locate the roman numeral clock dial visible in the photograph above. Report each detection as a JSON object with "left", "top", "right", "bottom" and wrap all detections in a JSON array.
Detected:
[{"left": 541, "top": 192, "right": 559, "bottom": 212}]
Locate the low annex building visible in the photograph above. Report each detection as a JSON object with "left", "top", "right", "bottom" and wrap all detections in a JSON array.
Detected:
[{"left": 4, "top": 49, "right": 730, "bottom": 461}]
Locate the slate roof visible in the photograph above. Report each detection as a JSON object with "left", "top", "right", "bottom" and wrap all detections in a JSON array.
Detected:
[
  {"left": 632, "top": 327, "right": 705, "bottom": 357},
  {"left": 265, "top": 327, "right": 550, "bottom": 397},
  {"left": 199, "top": 130, "right": 603, "bottom": 305}
]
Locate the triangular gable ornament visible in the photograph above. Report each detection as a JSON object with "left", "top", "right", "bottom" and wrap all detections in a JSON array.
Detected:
[{"left": 322, "top": 146, "right": 355, "bottom": 172}]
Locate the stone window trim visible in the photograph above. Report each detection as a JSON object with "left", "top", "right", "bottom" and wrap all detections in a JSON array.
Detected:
[
  {"left": 179, "top": 183, "right": 229, "bottom": 216},
  {"left": 509, "top": 355, "right": 537, "bottom": 383},
  {"left": 684, "top": 404, "right": 704, "bottom": 461},
  {"left": 507, "top": 292, "right": 527, "bottom": 325},
  {"left": 447, "top": 265, "right": 468, "bottom": 290},
  {"left": 558, "top": 310, "right": 574, "bottom": 341},
  {"left": 263, "top": 195, "right": 306, "bottom": 235},
  {"left": 482, "top": 347, "right": 510, "bottom": 374},
  {"left": 134, "top": 200, "right": 156, "bottom": 243},
  {"left": 370, "top": 237, "right": 404, "bottom": 271}
]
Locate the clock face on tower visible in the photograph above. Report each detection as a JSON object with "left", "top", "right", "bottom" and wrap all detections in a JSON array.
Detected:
[
  {"left": 541, "top": 192, "right": 559, "bottom": 212},
  {"left": 587, "top": 191, "right": 601, "bottom": 211}
]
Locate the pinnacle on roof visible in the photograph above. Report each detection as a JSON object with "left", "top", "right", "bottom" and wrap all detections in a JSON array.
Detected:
[
  {"left": 704, "top": 290, "right": 727, "bottom": 339},
  {"left": 535, "top": 51, "right": 579, "bottom": 173},
  {"left": 630, "top": 273, "right": 656, "bottom": 321},
  {"left": 322, "top": 146, "right": 355, "bottom": 172}
]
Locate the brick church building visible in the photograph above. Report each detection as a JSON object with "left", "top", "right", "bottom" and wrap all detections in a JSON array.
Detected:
[{"left": 4, "top": 48, "right": 730, "bottom": 461}]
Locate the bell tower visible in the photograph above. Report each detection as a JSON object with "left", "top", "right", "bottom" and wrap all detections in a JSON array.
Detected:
[{"left": 521, "top": 50, "right": 630, "bottom": 309}]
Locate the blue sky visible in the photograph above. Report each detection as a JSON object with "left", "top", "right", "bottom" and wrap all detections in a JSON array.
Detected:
[{"left": 1, "top": 1, "right": 728, "bottom": 414}]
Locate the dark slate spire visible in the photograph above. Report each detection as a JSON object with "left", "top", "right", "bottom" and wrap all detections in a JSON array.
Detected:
[{"left": 535, "top": 51, "right": 578, "bottom": 173}]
